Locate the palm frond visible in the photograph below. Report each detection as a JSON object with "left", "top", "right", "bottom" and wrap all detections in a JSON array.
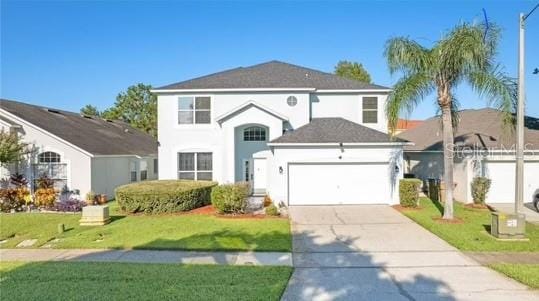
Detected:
[
  {"left": 384, "top": 37, "right": 432, "bottom": 75},
  {"left": 467, "top": 64, "right": 517, "bottom": 129},
  {"left": 435, "top": 22, "right": 500, "bottom": 83},
  {"left": 386, "top": 72, "right": 434, "bottom": 133}
]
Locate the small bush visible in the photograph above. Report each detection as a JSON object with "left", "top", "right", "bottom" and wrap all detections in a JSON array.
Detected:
[
  {"left": 55, "top": 198, "right": 86, "bottom": 212},
  {"left": 471, "top": 177, "right": 491, "bottom": 205},
  {"left": 399, "top": 178, "right": 422, "bottom": 208},
  {"left": 115, "top": 180, "right": 217, "bottom": 214},
  {"left": 211, "top": 182, "right": 250, "bottom": 214},
  {"left": 265, "top": 204, "right": 279, "bottom": 216},
  {"left": 263, "top": 195, "right": 272, "bottom": 207},
  {"left": 34, "top": 188, "right": 57, "bottom": 208},
  {"left": 0, "top": 188, "right": 25, "bottom": 212}
]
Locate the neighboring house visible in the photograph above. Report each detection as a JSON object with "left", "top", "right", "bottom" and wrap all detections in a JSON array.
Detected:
[
  {"left": 153, "top": 60, "right": 409, "bottom": 206},
  {"left": 398, "top": 108, "right": 539, "bottom": 204},
  {"left": 0, "top": 99, "right": 158, "bottom": 198},
  {"left": 390, "top": 119, "right": 423, "bottom": 135}
]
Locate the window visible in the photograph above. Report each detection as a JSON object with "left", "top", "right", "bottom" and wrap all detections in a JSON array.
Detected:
[
  {"left": 153, "top": 158, "right": 158, "bottom": 175},
  {"left": 33, "top": 151, "right": 67, "bottom": 190},
  {"left": 287, "top": 96, "right": 297, "bottom": 106},
  {"left": 130, "top": 161, "right": 137, "bottom": 182},
  {"left": 140, "top": 160, "right": 148, "bottom": 181},
  {"left": 362, "top": 97, "right": 378, "bottom": 123},
  {"left": 178, "top": 96, "right": 211, "bottom": 124},
  {"left": 178, "top": 152, "right": 212, "bottom": 180},
  {"left": 243, "top": 126, "right": 266, "bottom": 141},
  {"left": 38, "top": 151, "right": 61, "bottom": 163}
]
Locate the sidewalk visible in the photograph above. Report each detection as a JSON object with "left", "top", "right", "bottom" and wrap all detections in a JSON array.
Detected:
[{"left": 0, "top": 249, "right": 293, "bottom": 266}]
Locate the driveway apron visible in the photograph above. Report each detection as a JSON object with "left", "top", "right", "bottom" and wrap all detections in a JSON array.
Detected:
[{"left": 281, "top": 205, "right": 538, "bottom": 301}]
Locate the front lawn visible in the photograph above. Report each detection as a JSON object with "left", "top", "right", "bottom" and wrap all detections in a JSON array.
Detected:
[
  {"left": 400, "top": 198, "right": 539, "bottom": 252},
  {"left": 489, "top": 264, "right": 539, "bottom": 289},
  {"left": 0, "top": 201, "right": 291, "bottom": 251},
  {"left": 0, "top": 261, "right": 292, "bottom": 301}
]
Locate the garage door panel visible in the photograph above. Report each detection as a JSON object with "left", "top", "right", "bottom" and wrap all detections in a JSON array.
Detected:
[
  {"left": 288, "top": 163, "right": 391, "bottom": 205},
  {"left": 485, "top": 162, "right": 539, "bottom": 203}
]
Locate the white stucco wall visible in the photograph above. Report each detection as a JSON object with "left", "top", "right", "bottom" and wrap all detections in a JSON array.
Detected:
[
  {"left": 310, "top": 93, "right": 389, "bottom": 133},
  {"left": 157, "top": 90, "right": 390, "bottom": 183},
  {"left": 0, "top": 110, "right": 92, "bottom": 196},
  {"left": 266, "top": 145, "right": 404, "bottom": 205},
  {"left": 91, "top": 156, "right": 158, "bottom": 199}
]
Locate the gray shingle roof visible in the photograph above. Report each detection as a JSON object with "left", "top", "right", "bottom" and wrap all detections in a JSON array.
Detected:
[
  {"left": 270, "top": 117, "right": 402, "bottom": 144},
  {"left": 156, "top": 61, "right": 389, "bottom": 91},
  {"left": 0, "top": 99, "right": 157, "bottom": 156},
  {"left": 397, "top": 108, "right": 539, "bottom": 151}
]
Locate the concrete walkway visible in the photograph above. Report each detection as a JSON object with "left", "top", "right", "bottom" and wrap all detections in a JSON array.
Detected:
[
  {"left": 282, "top": 205, "right": 539, "bottom": 301},
  {"left": 491, "top": 203, "right": 539, "bottom": 224},
  {"left": 0, "top": 249, "right": 292, "bottom": 266}
]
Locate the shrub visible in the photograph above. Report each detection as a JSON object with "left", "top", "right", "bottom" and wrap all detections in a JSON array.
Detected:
[
  {"left": 265, "top": 204, "right": 279, "bottom": 216},
  {"left": 471, "top": 177, "right": 491, "bottom": 205},
  {"left": 399, "top": 178, "right": 422, "bottom": 208},
  {"left": 0, "top": 188, "right": 24, "bottom": 212},
  {"left": 34, "top": 188, "right": 57, "bottom": 208},
  {"left": 211, "top": 182, "right": 250, "bottom": 214},
  {"left": 263, "top": 195, "right": 272, "bottom": 207},
  {"left": 115, "top": 180, "right": 217, "bottom": 214}
]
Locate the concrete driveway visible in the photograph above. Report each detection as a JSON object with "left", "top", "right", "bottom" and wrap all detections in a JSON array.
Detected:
[{"left": 282, "top": 205, "right": 538, "bottom": 301}]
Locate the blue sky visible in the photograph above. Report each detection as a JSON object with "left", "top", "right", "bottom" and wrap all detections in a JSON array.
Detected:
[{"left": 1, "top": 0, "right": 538, "bottom": 119}]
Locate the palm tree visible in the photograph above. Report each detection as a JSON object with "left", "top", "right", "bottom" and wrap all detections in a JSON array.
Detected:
[{"left": 385, "top": 22, "right": 517, "bottom": 219}]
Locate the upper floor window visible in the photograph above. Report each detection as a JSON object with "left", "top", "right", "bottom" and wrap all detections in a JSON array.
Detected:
[
  {"left": 362, "top": 97, "right": 378, "bottom": 123},
  {"left": 243, "top": 126, "right": 266, "bottom": 141},
  {"left": 178, "top": 96, "right": 211, "bottom": 124},
  {"left": 38, "top": 151, "right": 61, "bottom": 163}
]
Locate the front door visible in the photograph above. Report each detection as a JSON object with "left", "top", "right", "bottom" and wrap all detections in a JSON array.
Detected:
[{"left": 253, "top": 158, "right": 267, "bottom": 195}]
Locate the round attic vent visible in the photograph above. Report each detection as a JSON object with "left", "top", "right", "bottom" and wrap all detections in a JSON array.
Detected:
[{"left": 287, "top": 96, "right": 298, "bottom": 107}]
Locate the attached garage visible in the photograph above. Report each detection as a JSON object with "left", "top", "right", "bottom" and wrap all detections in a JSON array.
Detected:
[
  {"left": 485, "top": 160, "right": 539, "bottom": 203},
  {"left": 266, "top": 118, "right": 408, "bottom": 206},
  {"left": 288, "top": 162, "right": 392, "bottom": 205}
]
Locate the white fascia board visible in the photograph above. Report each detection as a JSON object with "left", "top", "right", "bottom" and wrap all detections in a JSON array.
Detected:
[
  {"left": 150, "top": 88, "right": 316, "bottom": 93},
  {"left": 0, "top": 108, "right": 94, "bottom": 158},
  {"left": 289, "top": 158, "right": 391, "bottom": 164},
  {"left": 315, "top": 89, "right": 392, "bottom": 93},
  {"left": 92, "top": 154, "right": 142, "bottom": 159},
  {"left": 216, "top": 100, "right": 289, "bottom": 123},
  {"left": 267, "top": 142, "right": 413, "bottom": 147}
]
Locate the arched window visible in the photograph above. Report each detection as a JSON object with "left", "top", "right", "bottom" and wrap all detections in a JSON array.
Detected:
[
  {"left": 38, "top": 151, "right": 61, "bottom": 163},
  {"left": 243, "top": 126, "right": 266, "bottom": 141}
]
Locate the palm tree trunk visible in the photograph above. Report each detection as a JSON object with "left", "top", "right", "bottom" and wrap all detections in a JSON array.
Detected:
[{"left": 441, "top": 104, "right": 455, "bottom": 219}]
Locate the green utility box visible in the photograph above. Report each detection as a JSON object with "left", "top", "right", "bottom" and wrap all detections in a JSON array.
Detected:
[{"left": 491, "top": 212, "right": 526, "bottom": 239}]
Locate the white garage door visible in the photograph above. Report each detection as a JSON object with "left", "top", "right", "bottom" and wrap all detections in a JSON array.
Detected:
[
  {"left": 485, "top": 161, "right": 539, "bottom": 203},
  {"left": 288, "top": 163, "right": 392, "bottom": 205}
]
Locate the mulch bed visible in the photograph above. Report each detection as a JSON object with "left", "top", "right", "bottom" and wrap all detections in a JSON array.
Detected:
[
  {"left": 432, "top": 216, "right": 465, "bottom": 224},
  {"left": 464, "top": 203, "right": 491, "bottom": 210},
  {"left": 188, "top": 205, "right": 217, "bottom": 215}
]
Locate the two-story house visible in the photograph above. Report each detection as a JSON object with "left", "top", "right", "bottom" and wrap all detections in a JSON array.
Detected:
[{"left": 153, "top": 61, "right": 408, "bottom": 206}]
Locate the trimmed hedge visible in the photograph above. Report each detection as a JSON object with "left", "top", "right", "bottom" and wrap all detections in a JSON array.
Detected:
[
  {"left": 115, "top": 180, "right": 217, "bottom": 214},
  {"left": 211, "top": 182, "right": 250, "bottom": 214},
  {"left": 265, "top": 204, "right": 279, "bottom": 216},
  {"left": 399, "top": 178, "right": 422, "bottom": 208},
  {"left": 471, "top": 177, "right": 491, "bottom": 204}
]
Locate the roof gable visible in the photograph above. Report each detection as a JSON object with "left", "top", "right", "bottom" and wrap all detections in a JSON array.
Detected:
[
  {"left": 155, "top": 61, "right": 389, "bottom": 91},
  {"left": 216, "top": 101, "right": 288, "bottom": 124},
  {"left": 397, "top": 108, "right": 539, "bottom": 151},
  {"left": 270, "top": 117, "right": 401, "bottom": 144},
  {"left": 0, "top": 99, "right": 157, "bottom": 156}
]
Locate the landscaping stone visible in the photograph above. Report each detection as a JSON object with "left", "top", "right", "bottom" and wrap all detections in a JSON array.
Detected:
[
  {"left": 80, "top": 205, "right": 110, "bottom": 226},
  {"left": 16, "top": 239, "right": 37, "bottom": 248},
  {"left": 246, "top": 196, "right": 264, "bottom": 214}
]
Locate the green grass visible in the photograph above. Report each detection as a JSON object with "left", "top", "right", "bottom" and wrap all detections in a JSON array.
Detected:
[
  {"left": 0, "top": 261, "right": 293, "bottom": 301},
  {"left": 489, "top": 264, "right": 539, "bottom": 289},
  {"left": 0, "top": 201, "right": 291, "bottom": 251},
  {"left": 400, "top": 198, "right": 539, "bottom": 252}
]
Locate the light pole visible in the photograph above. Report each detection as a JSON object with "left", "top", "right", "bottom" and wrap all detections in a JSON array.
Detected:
[{"left": 516, "top": 3, "right": 539, "bottom": 214}]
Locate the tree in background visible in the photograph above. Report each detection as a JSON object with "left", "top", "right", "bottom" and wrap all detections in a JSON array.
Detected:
[
  {"left": 385, "top": 22, "right": 516, "bottom": 220},
  {"left": 80, "top": 83, "right": 157, "bottom": 137},
  {"left": 334, "top": 60, "right": 372, "bottom": 83},
  {"left": 80, "top": 104, "right": 100, "bottom": 117},
  {"left": 0, "top": 130, "right": 29, "bottom": 166}
]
